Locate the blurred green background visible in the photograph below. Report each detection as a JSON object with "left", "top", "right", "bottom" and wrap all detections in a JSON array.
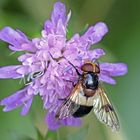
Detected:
[{"left": 0, "top": 0, "right": 140, "bottom": 140}]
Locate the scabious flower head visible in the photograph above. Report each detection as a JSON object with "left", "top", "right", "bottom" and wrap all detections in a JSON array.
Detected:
[{"left": 0, "top": 2, "right": 127, "bottom": 130}]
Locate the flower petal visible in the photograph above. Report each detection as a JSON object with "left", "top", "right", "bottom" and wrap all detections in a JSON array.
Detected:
[
  {"left": 45, "top": 112, "right": 82, "bottom": 130},
  {"left": 93, "top": 22, "right": 108, "bottom": 42},
  {"left": 20, "top": 97, "right": 33, "bottom": 116},
  {"left": 0, "top": 87, "right": 33, "bottom": 115},
  {"left": 0, "top": 27, "right": 30, "bottom": 51},
  {"left": 44, "top": 2, "right": 68, "bottom": 35},
  {"left": 51, "top": 2, "right": 67, "bottom": 26},
  {"left": 44, "top": 20, "right": 54, "bottom": 34},
  {"left": 88, "top": 48, "right": 105, "bottom": 60},
  {"left": 0, "top": 88, "right": 26, "bottom": 106},
  {"left": 62, "top": 117, "right": 82, "bottom": 126},
  {"left": 80, "top": 22, "right": 108, "bottom": 48},
  {"left": 100, "top": 62, "right": 128, "bottom": 76},
  {"left": 18, "top": 53, "right": 33, "bottom": 62},
  {"left": 45, "top": 112, "right": 61, "bottom": 130},
  {"left": 56, "top": 19, "right": 66, "bottom": 35},
  {"left": 0, "top": 65, "right": 22, "bottom": 79},
  {"left": 99, "top": 73, "right": 116, "bottom": 85},
  {"left": 16, "top": 66, "right": 30, "bottom": 75}
]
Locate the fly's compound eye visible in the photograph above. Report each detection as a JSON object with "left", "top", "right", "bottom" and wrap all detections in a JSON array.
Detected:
[{"left": 81, "top": 63, "right": 100, "bottom": 73}]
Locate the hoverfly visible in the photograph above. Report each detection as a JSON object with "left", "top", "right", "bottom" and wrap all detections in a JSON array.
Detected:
[{"left": 55, "top": 60, "right": 120, "bottom": 131}]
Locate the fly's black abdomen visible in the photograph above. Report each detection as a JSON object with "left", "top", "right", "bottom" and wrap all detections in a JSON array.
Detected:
[{"left": 73, "top": 105, "right": 93, "bottom": 118}]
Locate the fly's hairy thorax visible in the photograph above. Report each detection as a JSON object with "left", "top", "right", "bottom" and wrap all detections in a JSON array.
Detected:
[
  {"left": 70, "top": 72, "right": 99, "bottom": 107},
  {"left": 81, "top": 72, "right": 99, "bottom": 97}
]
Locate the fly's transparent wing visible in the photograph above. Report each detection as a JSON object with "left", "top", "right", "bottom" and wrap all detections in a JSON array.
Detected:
[
  {"left": 93, "top": 86, "right": 120, "bottom": 131},
  {"left": 55, "top": 98, "right": 80, "bottom": 119},
  {"left": 55, "top": 83, "right": 83, "bottom": 119}
]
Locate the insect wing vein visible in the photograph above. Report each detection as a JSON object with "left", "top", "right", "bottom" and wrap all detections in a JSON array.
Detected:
[
  {"left": 93, "top": 87, "right": 120, "bottom": 131},
  {"left": 55, "top": 84, "right": 81, "bottom": 119}
]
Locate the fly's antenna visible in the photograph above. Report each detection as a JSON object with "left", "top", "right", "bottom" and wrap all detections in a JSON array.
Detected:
[
  {"left": 64, "top": 57, "right": 81, "bottom": 76},
  {"left": 48, "top": 52, "right": 55, "bottom": 59},
  {"left": 48, "top": 52, "right": 81, "bottom": 76}
]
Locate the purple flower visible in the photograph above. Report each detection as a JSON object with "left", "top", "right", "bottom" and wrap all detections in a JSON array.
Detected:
[{"left": 0, "top": 2, "right": 127, "bottom": 130}]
